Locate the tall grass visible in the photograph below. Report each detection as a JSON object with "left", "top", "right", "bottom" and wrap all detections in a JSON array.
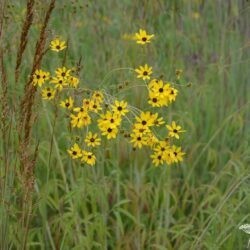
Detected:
[{"left": 0, "top": 0, "right": 249, "bottom": 249}]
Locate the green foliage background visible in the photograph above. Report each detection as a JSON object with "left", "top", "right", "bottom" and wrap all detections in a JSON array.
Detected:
[{"left": 0, "top": 0, "right": 249, "bottom": 249}]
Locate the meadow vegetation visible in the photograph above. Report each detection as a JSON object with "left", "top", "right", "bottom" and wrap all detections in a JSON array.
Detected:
[{"left": 0, "top": 0, "right": 249, "bottom": 249}]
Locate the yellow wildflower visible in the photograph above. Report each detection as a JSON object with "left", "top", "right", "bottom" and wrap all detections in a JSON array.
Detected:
[
  {"left": 41, "top": 87, "right": 56, "bottom": 100},
  {"left": 111, "top": 100, "right": 129, "bottom": 116},
  {"left": 84, "top": 132, "right": 101, "bottom": 147},
  {"left": 135, "top": 64, "right": 153, "bottom": 80},
  {"left": 50, "top": 38, "right": 67, "bottom": 52},
  {"left": 32, "top": 69, "right": 50, "bottom": 87},
  {"left": 68, "top": 143, "right": 82, "bottom": 159},
  {"left": 166, "top": 121, "right": 185, "bottom": 139},
  {"left": 60, "top": 97, "right": 74, "bottom": 110},
  {"left": 81, "top": 150, "right": 96, "bottom": 166},
  {"left": 135, "top": 29, "right": 154, "bottom": 45}
]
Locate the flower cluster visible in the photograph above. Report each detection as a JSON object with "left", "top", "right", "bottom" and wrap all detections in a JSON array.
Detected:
[{"left": 33, "top": 33, "right": 186, "bottom": 167}]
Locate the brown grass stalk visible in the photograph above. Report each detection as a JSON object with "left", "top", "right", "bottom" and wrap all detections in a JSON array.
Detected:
[
  {"left": 16, "top": 0, "right": 56, "bottom": 248},
  {"left": 15, "top": 0, "right": 35, "bottom": 83}
]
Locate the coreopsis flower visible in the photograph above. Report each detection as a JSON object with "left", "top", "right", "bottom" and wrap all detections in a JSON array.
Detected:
[
  {"left": 50, "top": 76, "right": 68, "bottom": 91},
  {"left": 148, "top": 92, "right": 164, "bottom": 107},
  {"left": 41, "top": 87, "right": 56, "bottom": 100},
  {"left": 70, "top": 112, "right": 91, "bottom": 128},
  {"left": 170, "top": 145, "right": 185, "bottom": 163},
  {"left": 89, "top": 100, "right": 102, "bottom": 113},
  {"left": 168, "top": 87, "right": 178, "bottom": 103},
  {"left": 91, "top": 91, "right": 104, "bottom": 103},
  {"left": 84, "top": 132, "right": 101, "bottom": 147},
  {"left": 166, "top": 121, "right": 185, "bottom": 139},
  {"left": 32, "top": 69, "right": 50, "bottom": 87},
  {"left": 154, "top": 116, "right": 165, "bottom": 126},
  {"left": 50, "top": 38, "right": 67, "bottom": 52},
  {"left": 130, "top": 131, "right": 147, "bottom": 149},
  {"left": 68, "top": 143, "right": 82, "bottom": 159},
  {"left": 81, "top": 150, "right": 96, "bottom": 166},
  {"left": 60, "top": 97, "right": 74, "bottom": 109},
  {"left": 134, "top": 29, "right": 154, "bottom": 45},
  {"left": 144, "top": 132, "right": 159, "bottom": 148},
  {"left": 111, "top": 100, "right": 129, "bottom": 116},
  {"left": 68, "top": 76, "right": 79, "bottom": 88},
  {"left": 135, "top": 64, "right": 153, "bottom": 80},
  {"left": 101, "top": 126, "right": 118, "bottom": 139},
  {"left": 82, "top": 98, "right": 92, "bottom": 110},
  {"left": 134, "top": 111, "right": 157, "bottom": 130},
  {"left": 148, "top": 79, "right": 173, "bottom": 107},
  {"left": 98, "top": 111, "right": 122, "bottom": 129},
  {"left": 154, "top": 141, "right": 170, "bottom": 154},
  {"left": 150, "top": 151, "right": 165, "bottom": 167},
  {"left": 55, "top": 67, "right": 71, "bottom": 79}
]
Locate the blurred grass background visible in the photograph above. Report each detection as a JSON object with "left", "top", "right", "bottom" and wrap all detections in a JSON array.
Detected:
[{"left": 0, "top": 0, "right": 250, "bottom": 249}]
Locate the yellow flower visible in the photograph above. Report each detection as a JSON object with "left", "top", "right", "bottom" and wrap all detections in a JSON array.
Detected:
[
  {"left": 82, "top": 98, "right": 92, "bottom": 110},
  {"left": 70, "top": 112, "right": 91, "bottom": 128},
  {"left": 130, "top": 132, "right": 147, "bottom": 149},
  {"left": 55, "top": 67, "right": 71, "bottom": 79},
  {"left": 84, "top": 132, "right": 101, "bottom": 147},
  {"left": 154, "top": 116, "right": 165, "bottom": 126},
  {"left": 41, "top": 87, "right": 56, "bottom": 100},
  {"left": 135, "top": 111, "right": 157, "bottom": 129},
  {"left": 60, "top": 97, "right": 74, "bottom": 109},
  {"left": 81, "top": 150, "right": 96, "bottom": 166},
  {"left": 50, "top": 38, "right": 67, "bottom": 52},
  {"left": 148, "top": 92, "right": 164, "bottom": 107},
  {"left": 135, "top": 29, "right": 154, "bottom": 45},
  {"left": 111, "top": 100, "right": 129, "bottom": 116},
  {"left": 68, "top": 76, "right": 79, "bottom": 88},
  {"left": 50, "top": 76, "right": 68, "bottom": 91},
  {"left": 135, "top": 64, "right": 153, "bottom": 80},
  {"left": 32, "top": 69, "right": 50, "bottom": 87},
  {"left": 89, "top": 100, "right": 102, "bottom": 113},
  {"left": 150, "top": 151, "right": 165, "bottom": 167},
  {"left": 101, "top": 126, "right": 118, "bottom": 140},
  {"left": 166, "top": 121, "right": 185, "bottom": 139},
  {"left": 68, "top": 143, "right": 82, "bottom": 159},
  {"left": 91, "top": 91, "right": 104, "bottom": 103},
  {"left": 98, "top": 111, "right": 122, "bottom": 130},
  {"left": 170, "top": 145, "right": 185, "bottom": 163},
  {"left": 168, "top": 87, "right": 178, "bottom": 103}
]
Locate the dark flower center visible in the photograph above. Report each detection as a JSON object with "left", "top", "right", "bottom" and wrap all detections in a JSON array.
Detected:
[
  {"left": 143, "top": 71, "right": 148, "bottom": 76},
  {"left": 173, "top": 129, "right": 178, "bottom": 133},
  {"left": 142, "top": 37, "right": 147, "bottom": 42},
  {"left": 159, "top": 88, "right": 163, "bottom": 92},
  {"left": 90, "top": 138, "right": 95, "bottom": 142},
  {"left": 137, "top": 137, "right": 141, "bottom": 141},
  {"left": 47, "top": 92, "right": 52, "bottom": 97},
  {"left": 88, "top": 155, "right": 92, "bottom": 159},
  {"left": 73, "top": 151, "right": 77, "bottom": 155},
  {"left": 107, "top": 128, "right": 112, "bottom": 133},
  {"left": 142, "top": 120, "right": 147, "bottom": 125},
  {"left": 65, "top": 103, "right": 70, "bottom": 107},
  {"left": 56, "top": 45, "right": 61, "bottom": 49},
  {"left": 152, "top": 98, "right": 157, "bottom": 103},
  {"left": 157, "top": 155, "right": 162, "bottom": 160},
  {"left": 118, "top": 106, "right": 122, "bottom": 111}
]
